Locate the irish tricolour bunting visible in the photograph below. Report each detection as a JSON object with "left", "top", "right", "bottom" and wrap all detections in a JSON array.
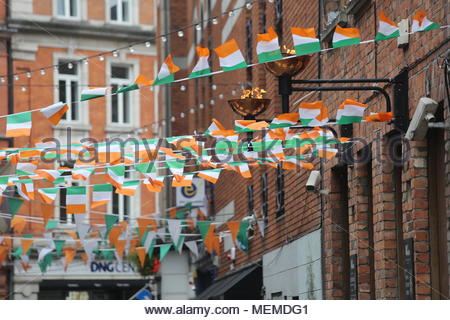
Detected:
[
  {"left": 81, "top": 88, "right": 107, "bottom": 101},
  {"left": 269, "top": 113, "right": 298, "bottom": 129},
  {"left": 38, "top": 188, "right": 58, "bottom": 204},
  {"left": 189, "top": 47, "right": 211, "bottom": 78},
  {"left": 332, "top": 25, "right": 361, "bottom": 48},
  {"left": 298, "top": 101, "right": 329, "bottom": 126},
  {"left": 66, "top": 186, "right": 86, "bottom": 214},
  {"left": 336, "top": 99, "right": 367, "bottom": 125},
  {"left": 256, "top": 27, "right": 282, "bottom": 63},
  {"left": 411, "top": 10, "right": 440, "bottom": 33},
  {"left": 6, "top": 112, "right": 32, "bottom": 137},
  {"left": 214, "top": 39, "right": 247, "bottom": 71},
  {"left": 91, "top": 184, "right": 113, "bottom": 209},
  {"left": 154, "top": 54, "right": 180, "bottom": 85},
  {"left": 40, "top": 102, "right": 68, "bottom": 125},
  {"left": 375, "top": 12, "right": 400, "bottom": 41},
  {"left": 291, "top": 27, "right": 321, "bottom": 56}
]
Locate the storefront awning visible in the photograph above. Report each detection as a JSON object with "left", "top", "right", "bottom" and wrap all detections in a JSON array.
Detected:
[{"left": 196, "top": 263, "right": 260, "bottom": 300}]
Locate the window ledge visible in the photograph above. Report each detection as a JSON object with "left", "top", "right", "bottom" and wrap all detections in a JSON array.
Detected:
[
  {"left": 54, "top": 122, "right": 92, "bottom": 131},
  {"left": 105, "top": 124, "right": 137, "bottom": 134},
  {"left": 320, "top": 0, "right": 370, "bottom": 45}
]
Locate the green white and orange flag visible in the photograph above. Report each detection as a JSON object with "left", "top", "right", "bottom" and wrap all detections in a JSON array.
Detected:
[
  {"left": 172, "top": 174, "right": 194, "bottom": 187},
  {"left": 6, "top": 112, "right": 32, "bottom": 137},
  {"left": 40, "top": 102, "right": 69, "bottom": 125},
  {"left": 81, "top": 88, "right": 107, "bottom": 101},
  {"left": 336, "top": 99, "right": 367, "bottom": 125},
  {"left": 291, "top": 27, "right": 321, "bottom": 56},
  {"left": 204, "top": 118, "right": 226, "bottom": 136},
  {"left": 197, "top": 168, "right": 221, "bottom": 184},
  {"left": 375, "top": 12, "right": 400, "bottom": 41},
  {"left": 97, "top": 143, "right": 122, "bottom": 164},
  {"left": 235, "top": 120, "right": 268, "bottom": 132},
  {"left": 154, "top": 54, "right": 180, "bottom": 85},
  {"left": 66, "top": 186, "right": 87, "bottom": 214},
  {"left": 15, "top": 179, "right": 34, "bottom": 200},
  {"left": 298, "top": 100, "right": 329, "bottom": 126},
  {"left": 166, "top": 155, "right": 185, "bottom": 181},
  {"left": 91, "top": 184, "right": 112, "bottom": 208},
  {"left": 411, "top": 10, "right": 440, "bottom": 33},
  {"left": 38, "top": 188, "right": 58, "bottom": 204},
  {"left": 269, "top": 113, "right": 298, "bottom": 129},
  {"left": 332, "top": 25, "right": 361, "bottom": 48},
  {"left": 116, "top": 180, "right": 140, "bottom": 196},
  {"left": 35, "top": 169, "right": 62, "bottom": 183},
  {"left": 256, "top": 27, "right": 282, "bottom": 63},
  {"left": 189, "top": 47, "right": 212, "bottom": 78},
  {"left": 72, "top": 168, "right": 95, "bottom": 181},
  {"left": 106, "top": 165, "right": 125, "bottom": 188},
  {"left": 314, "top": 145, "right": 339, "bottom": 160},
  {"left": 116, "top": 74, "right": 154, "bottom": 94},
  {"left": 214, "top": 39, "right": 247, "bottom": 71},
  {"left": 16, "top": 162, "right": 37, "bottom": 176}
]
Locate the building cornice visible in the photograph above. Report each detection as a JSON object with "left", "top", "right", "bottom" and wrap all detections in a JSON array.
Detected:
[{"left": 7, "top": 19, "right": 155, "bottom": 43}]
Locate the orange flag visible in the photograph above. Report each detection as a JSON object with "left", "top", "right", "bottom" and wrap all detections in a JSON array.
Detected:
[
  {"left": 204, "top": 225, "right": 220, "bottom": 255},
  {"left": 136, "top": 247, "right": 147, "bottom": 267},
  {"left": 115, "top": 239, "right": 127, "bottom": 260},
  {"left": 20, "top": 238, "right": 34, "bottom": 255},
  {"left": 63, "top": 246, "right": 77, "bottom": 270},
  {"left": 0, "top": 246, "right": 9, "bottom": 265},
  {"left": 227, "top": 221, "right": 241, "bottom": 243},
  {"left": 11, "top": 216, "right": 27, "bottom": 234},
  {"left": 41, "top": 203, "right": 54, "bottom": 225},
  {"left": 108, "top": 225, "right": 122, "bottom": 248}
]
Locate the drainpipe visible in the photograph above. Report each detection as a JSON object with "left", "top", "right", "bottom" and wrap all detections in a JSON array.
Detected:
[
  {"left": 4, "top": 0, "right": 13, "bottom": 147},
  {"left": 163, "top": 0, "right": 172, "bottom": 215},
  {"left": 318, "top": 0, "right": 325, "bottom": 300}
]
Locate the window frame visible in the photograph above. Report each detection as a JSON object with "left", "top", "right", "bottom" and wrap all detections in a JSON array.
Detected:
[
  {"left": 108, "top": 0, "right": 133, "bottom": 24},
  {"left": 110, "top": 65, "right": 132, "bottom": 125},
  {"left": 106, "top": 58, "right": 139, "bottom": 131},
  {"left": 57, "top": 61, "right": 80, "bottom": 123},
  {"left": 55, "top": 0, "right": 80, "bottom": 19},
  {"left": 109, "top": 166, "right": 134, "bottom": 222}
]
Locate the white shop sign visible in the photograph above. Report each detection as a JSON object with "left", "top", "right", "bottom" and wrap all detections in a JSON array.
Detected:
[
  {"left": 175, "top": 177, "right": 205, "bottom": 207},
  {"left": 14, "top": 259, "right": 141, "bottom": 279}
]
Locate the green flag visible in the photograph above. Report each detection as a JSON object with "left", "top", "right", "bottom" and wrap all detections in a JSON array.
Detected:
[
  {"left": 105, "top": 214, "right": 118, "bottom": 236},
  {"left": 53, "top": 240, "right": 66, "bottom": 256},
  {"left": 39, "top": 252, "right": 53, "bottom": 273},
  {"left": 8, "top": 198, "right": 24, "bottom": 216},
  {"left": 196, "top": 221, "right": 211, "bottom": 241},
  {"left": 45, "top": 220, "right": 58, "bottom": 230},
  {"left": 159, "top": 244, "right": 172, "bottom": 261}
]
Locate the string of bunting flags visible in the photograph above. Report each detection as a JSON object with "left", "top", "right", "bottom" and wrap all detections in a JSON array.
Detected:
[
  {"left": 0, "top": 10, "right": 446, "bottom": 131},
  {"left": 0, "top": 9, "right": 445, "bottom": 273}
]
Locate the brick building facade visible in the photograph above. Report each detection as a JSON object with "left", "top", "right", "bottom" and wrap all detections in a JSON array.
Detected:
[
  {"left": 156, "top": 0, "right": 449, "bottom": 299},
  {"left": 0, "top": 0, "right": 157, "bottom": 299}
]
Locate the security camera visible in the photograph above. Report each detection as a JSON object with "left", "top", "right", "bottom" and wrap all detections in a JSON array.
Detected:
[
  {"left": 405, "top": 97, "right": 438, "bottom": 141},
  {"left": 306, "top": 170, "right": 321, "bottom": 193}
]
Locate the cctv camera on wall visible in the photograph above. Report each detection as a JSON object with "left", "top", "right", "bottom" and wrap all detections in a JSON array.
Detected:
[
  {"left": 405, "top": 97, "right": 438, "bottom": 141},
  {"left": 306, "top": 170, "right": 321, "bottom": 193}
]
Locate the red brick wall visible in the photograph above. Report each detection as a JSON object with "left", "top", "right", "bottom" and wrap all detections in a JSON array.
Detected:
[{"left": 160, "top": 0, "right": 450, "bottom": 300}]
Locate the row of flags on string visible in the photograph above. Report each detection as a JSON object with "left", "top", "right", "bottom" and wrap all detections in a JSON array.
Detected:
[{"left": 1, "top": 10, "right": 439, "bottom": 138}]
